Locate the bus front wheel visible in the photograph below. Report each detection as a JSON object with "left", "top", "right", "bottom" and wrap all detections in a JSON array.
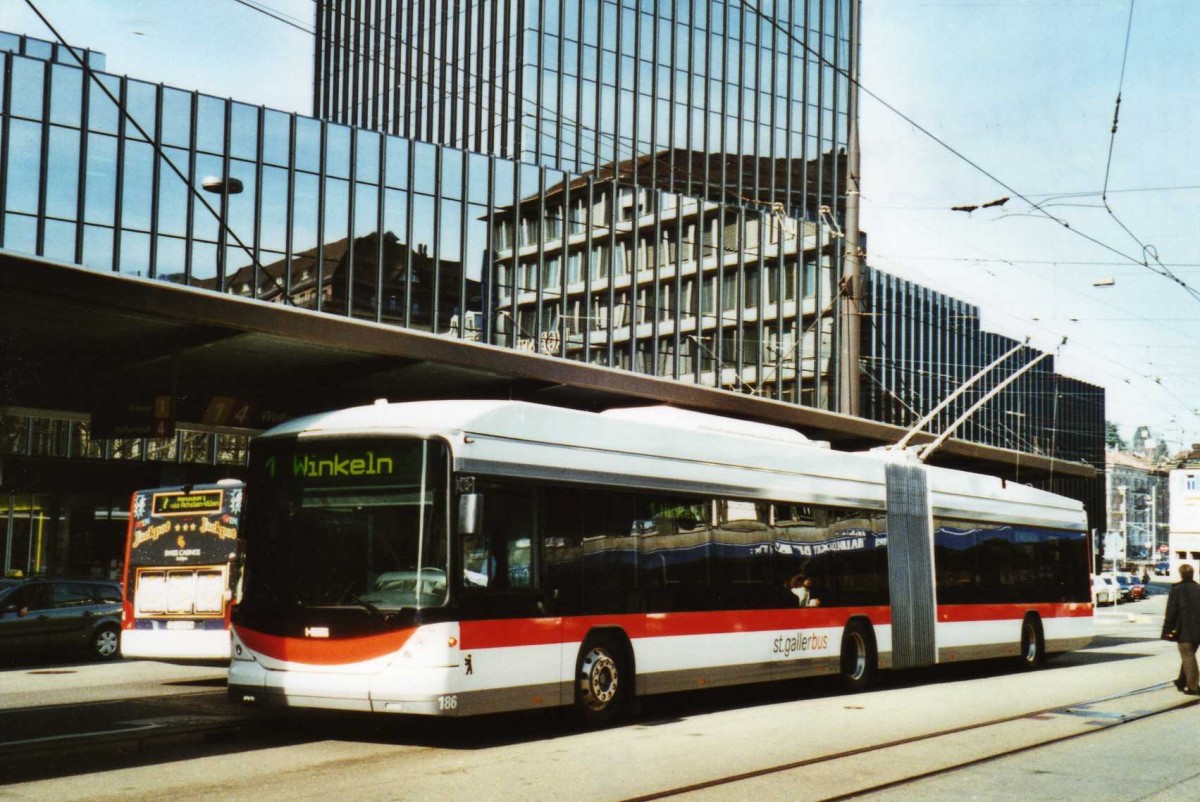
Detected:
[
  {"left": 839, "top": 620, "right": 877, "bottom": 692},
  {"left": 575, "top": 635, "right": 631, "bottom": 727}
]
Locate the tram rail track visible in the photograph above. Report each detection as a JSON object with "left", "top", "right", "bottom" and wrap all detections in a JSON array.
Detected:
[{"left": 622, "top": 681, "right": 1197, "bottom": 802}]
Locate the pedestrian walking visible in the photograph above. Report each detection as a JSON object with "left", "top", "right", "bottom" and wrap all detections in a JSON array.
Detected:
[{"left": 1162, "top": 563, "right": 1200, "bottom": 695}]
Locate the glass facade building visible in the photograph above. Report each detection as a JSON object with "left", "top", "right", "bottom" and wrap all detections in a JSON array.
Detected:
[
  {"left": 862, "top": 267, "right": 1106, "bottom": 515},
  {"left": 1, "top": 20, "right": 850, "bottom": 407},
  {"left": 0, "top": 16, "right": 1104, "bottom": 575},
  {"left": 314, "top": 0, "right": 853, "bottom": 214}
]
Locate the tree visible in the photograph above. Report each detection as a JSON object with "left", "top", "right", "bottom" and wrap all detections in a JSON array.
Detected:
[{"left": 1105, "top": 421, "right": 1126, "bottom": 450}]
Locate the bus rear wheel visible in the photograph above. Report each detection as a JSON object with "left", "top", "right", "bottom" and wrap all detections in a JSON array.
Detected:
[
  {"left": 575, "top": 635, "right": 630, "bottom": 727},
  {"left": 1020, "top": 615, "right": 1045, "bottom": 669},
  {"left": 840, "top": 620, "right": 877, "bottom": 692}
]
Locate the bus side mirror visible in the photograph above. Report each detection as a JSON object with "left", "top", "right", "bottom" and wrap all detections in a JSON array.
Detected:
[{"left": 458, "top": 493, "right": 483, "bottom": 536}]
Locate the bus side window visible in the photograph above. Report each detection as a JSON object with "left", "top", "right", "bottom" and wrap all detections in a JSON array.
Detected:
[{"left": 465, "top": 484, "right": 536, "bottom": 591}]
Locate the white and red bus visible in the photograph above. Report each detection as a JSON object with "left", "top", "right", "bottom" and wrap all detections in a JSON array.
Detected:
[
  {"left": 120, "top": 480, "right": 243, "bottom": 662},
  {"left": 228, "top": 401, "right": 1092, "bottom": 722}
]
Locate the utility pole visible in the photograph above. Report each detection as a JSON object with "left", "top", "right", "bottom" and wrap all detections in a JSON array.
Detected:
[
  {"left": 837, "top": 0, "right": 863, "bottom": 418},
  {"left": 1151, "top": 483, "right": 1158, "bottom": 562}
]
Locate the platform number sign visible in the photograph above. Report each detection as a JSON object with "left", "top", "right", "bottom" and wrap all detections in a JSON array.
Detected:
[{"left": 203, "top": 397, "right": 255, "bottom": 427}]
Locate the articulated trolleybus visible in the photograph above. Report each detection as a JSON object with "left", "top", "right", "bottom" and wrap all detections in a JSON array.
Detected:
[
  {"left": 121, "top": 480, "right": 243, "bottom": 661},
  {"left": 229, "top": 401, "right": 1091, "bottom": 722}
]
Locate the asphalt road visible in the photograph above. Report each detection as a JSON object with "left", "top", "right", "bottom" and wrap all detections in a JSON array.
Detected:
[{"left": 0, "top": 592, "right": 1187, "bottom": 800}]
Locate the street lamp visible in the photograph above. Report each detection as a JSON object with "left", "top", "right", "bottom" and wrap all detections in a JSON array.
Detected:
[{"left": 201, "top": 176, "right": 244, "bottom": 195}]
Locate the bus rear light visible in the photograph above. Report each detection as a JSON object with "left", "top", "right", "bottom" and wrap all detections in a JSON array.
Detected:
[{"left": 447, "top": 637, "right": 458, "bottom": 647}]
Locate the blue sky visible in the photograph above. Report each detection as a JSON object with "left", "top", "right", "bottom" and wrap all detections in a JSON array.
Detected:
[
  {"left": 4, "top": 0, "right": 1199, "bottom": 453},
  {"left": 860, "top": 1, "right": 1200, "bottom": 454}
]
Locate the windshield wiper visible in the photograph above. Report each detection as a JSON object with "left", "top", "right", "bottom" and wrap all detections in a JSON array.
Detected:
[{"left": 334, "top": 590, "right": 394, "bottom": 625}]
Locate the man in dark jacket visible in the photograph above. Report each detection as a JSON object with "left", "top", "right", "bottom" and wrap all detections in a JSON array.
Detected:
[{"left": 1162, "top": 563, "right": 1200, "bottom": 694}]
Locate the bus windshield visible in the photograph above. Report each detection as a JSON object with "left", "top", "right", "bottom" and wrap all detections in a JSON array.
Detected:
[{"left": 242, "top": 438, "right": 449, "bottom": 619}]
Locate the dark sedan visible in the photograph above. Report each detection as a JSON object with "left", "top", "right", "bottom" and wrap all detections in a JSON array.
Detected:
[{"left": 0, "top": 578, "right": 123, "bottom": 661}]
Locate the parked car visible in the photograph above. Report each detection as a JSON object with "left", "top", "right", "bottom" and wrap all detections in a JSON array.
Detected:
[
  {"left": 1107, "top": 574, "right": 1133, "bottom": 603},
  {"left": 1120, "top": 572, "right": 1146, "bottom": 600},
  {"left": 0, "top": 578, "right": 123, "bottom": 661},
  {"left": 1092, "top": 575, "right": 1116, "bottom": 606}
]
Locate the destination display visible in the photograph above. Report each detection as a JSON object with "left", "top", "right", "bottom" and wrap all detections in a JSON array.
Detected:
[
  {"left": 253, "top": 440, "right": 432, "bottom": 488},
  {"left": 129, "top": 484, "right": 242, "bottom": 565}
]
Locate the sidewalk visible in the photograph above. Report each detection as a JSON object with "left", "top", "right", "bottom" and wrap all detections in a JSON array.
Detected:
[{"left": 0, "top": 659, "right": 227, "bottom": 711}]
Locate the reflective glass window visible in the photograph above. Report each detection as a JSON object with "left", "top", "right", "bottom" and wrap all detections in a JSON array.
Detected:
[
  {"left": 381, "top": 189, "right": 409, "bottom": 321},
  {"left": 191, "top": 240, "right": 217, "bottom": 286},
  {"left": 49, "top": 63, "right": 83, "bottom": 127},
  {"left": 156, "top": 235, "right": 186, "bottom": 281},
  {"left": 355, "top": 129, "right": 381, "bottom": 184},
  {"left": 161, "top": 88, "right": 192, "bottom": 147},
  {"left": 196, "top": 95, "right": 226, "bottom": 154},
  {"left": 494, "top": 157, "right": 516, "bottom": 209},
  {"left": 5, "top": 119, "right": 42, "bottom": 214},
  {"left": 465, "top": 204, "right": 489, "bottom": 284},
  {"left": 191, "top": 153, "right": 224, "bottom": 243},
  {"left": 43, "top": 218, "right": 77, "bottom": 264},
  {"left": 324, "top": 177, "right": 350, "bottom": 245},
  {"left": 440, "top": 149, "right": 464, "bottom": 200},
  {"left": 412, "top": 193, "right": 436, "bottom": 259},
  {"left": 156, "top": 146, "right": 190, "bottom": 236},
  {"left": 230, "top": 103, "right": 259, "bottom": 161},
  {"left": 291, "top": 171, "right": 320, "bottom": 255},
  {"left": 82, "top": 224, "right": 113, "bottom": 271},
  {"left": 439, "top": 199, "right": 462, "bottom": 262},
  {"left": 125, "top": 80, "right": 156, "bottom": 141},
  {"left": 45, "top": 125, "right": 81, "bottom": 219},
  {"left": 3, "top": 213, "right": 37, "bottom": 254},
  {"left": 121, "top": 139, "right": 154, "bottom": 231},
  {"left": 294, "top": 116, "right": 321, "bottom": 173},
  {"left": 225, "top": 245, "right": 253, "bottom": 292},
  {"left": 120, "top": 230, "right": 151, "bottom": 277},
  {"left": 259, "top": 165, "right": 289, "bottom": 253},
  {"left": 24, "top": 38, "right": 52, "bottom": 60},
  {"left": 412, "top": 142, "right": 437, "bottom": 194},
  {"left": 263, "top": 110, "right": 291, "bottom": 167},
  {"left": 378, "top": 188, "right": 411, "bottom": 254},
  {"left": 86, "top": 73, "right": 121, "bottom": 134},
  {"left": 354, "top": 182, "right": 379, "bottom": 238},
  {"left": 226, "top": 159, "right": 258, "bottom": 244},
  {"left": 326, "top": 123, "right": 351, "bottom": 179},
  {"left": 84, "top": 133, "right": 117, "bottom": 224},
  {"left": 384, "top": 136, "right": 409, "bottom": 189},
  {"left": 467, "top": 153, "right": 490, "bottom": 205},
  {"left": 9, "top": 56, "right": 45, "bottom": 120},
  {"left": 519, "top": 164, "right": 542, "bottom": 205}
]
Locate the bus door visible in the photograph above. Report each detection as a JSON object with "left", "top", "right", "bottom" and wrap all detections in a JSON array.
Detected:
[
  {"left": 459, "top": 482, "right": 557, "bottom": 619},
  {"left": 458, "top": 481, "right": 563, "bottom": 703},
  {"left": 885, "top": 462, "right": 937, "bottom": 668}
]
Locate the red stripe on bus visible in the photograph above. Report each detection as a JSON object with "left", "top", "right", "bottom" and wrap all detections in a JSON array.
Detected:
[
  {"left": 459, "top": 607, "right": 891, "bottom": 650},
  {"left": 935, "top": 602, "right": 1093, "bottom": 623},
  {"left": 235, "top": 625, "right": 416, "bottom": 664}
]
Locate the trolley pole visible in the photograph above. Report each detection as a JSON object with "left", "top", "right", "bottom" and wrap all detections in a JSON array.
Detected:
[{"left": 837, "top": 0, "right": 863, "bottom": 418}]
